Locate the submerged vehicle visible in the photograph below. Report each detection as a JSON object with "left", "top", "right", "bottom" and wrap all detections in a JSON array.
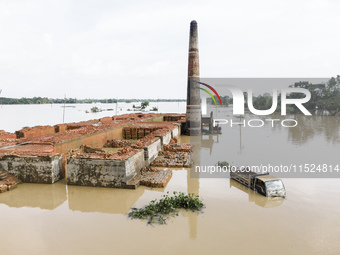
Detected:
[
  {"left": 230, "top": 179, "right": 285, "bottom": 208},
  {"left": 230, "top": 168, "right": 286, "bottom": 198}
]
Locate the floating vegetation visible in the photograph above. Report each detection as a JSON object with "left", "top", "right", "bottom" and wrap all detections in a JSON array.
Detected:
[
  {"left": 217, "top": 161, "right": 229, "bottom": 167},
  {"left": 128, "top": 191, "right": 204, "bottom": 225}
]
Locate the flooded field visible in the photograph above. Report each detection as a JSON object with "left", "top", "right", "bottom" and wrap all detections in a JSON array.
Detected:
[{"left": 0, "top": 105, "right": 340, "bottom": 254}]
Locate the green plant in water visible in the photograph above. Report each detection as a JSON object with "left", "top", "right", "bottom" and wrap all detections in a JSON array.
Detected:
[
  {"left": 128, "top": 191, "right": 204, "bottom": 225},
  {"left": 217, "top": 161, "right": 229, "bottom": 168}
]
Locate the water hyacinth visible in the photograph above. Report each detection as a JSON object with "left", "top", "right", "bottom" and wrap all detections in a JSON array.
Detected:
[{"left": 128, "top": 191, "right": 204, "bottom": 225}]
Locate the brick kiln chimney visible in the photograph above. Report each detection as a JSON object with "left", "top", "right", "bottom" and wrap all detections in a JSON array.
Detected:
[{"left": 185, "top": 20, "right": 201, "bottom": 136}]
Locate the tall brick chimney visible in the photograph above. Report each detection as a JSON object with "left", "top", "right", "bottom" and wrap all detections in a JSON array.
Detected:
[{"left": 185, "top": 20, "right": 201, "bottom": 136}]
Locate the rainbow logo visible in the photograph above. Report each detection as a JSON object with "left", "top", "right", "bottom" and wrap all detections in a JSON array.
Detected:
[{"left": 197, "top": 82, "right": 222, "bottom": 106}]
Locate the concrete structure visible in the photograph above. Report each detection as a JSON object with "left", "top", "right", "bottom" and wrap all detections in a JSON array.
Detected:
[
  {"left": 185, "top": 20, "right": 201, "bottom": 136},
  {"left": 0, "top": 153, "right": 63, "bottom": 184},
  {"left": 67, "top": 149, "right": 145, "bottom": 188},
  {"left": 153, "top": 129, "right": 172, "bottom": 147},
  {"left": 132, "top": 137, "right": 162, "bottom": 166},
  {"left": 0, "top": 113, "right": 184, "bottom": 189},
  {"left": 171, "top": 124, "right": 180, "bottom": 139}
]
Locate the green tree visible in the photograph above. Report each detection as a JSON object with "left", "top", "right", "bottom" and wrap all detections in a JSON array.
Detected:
[
  {"left": 141, "top": 101, "right": 149, "bottom": 110},
  {"left": 288, "top": 81, "right": 324, "bottom": 113},
  {"left": 317, "top": 76, "right": 340, "bottom": 115}
]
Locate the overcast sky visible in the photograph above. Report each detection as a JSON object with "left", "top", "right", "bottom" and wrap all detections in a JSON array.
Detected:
[{"left": 0, "top": 0, "right": 339, "bottom": 99}]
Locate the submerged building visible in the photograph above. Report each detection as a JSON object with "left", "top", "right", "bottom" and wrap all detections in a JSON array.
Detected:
[
  {"left": 0, "top": 113, "right": 189, "bottom": 190},
  {"left": 0, "top": 21, "right": 208, "bottom": 191}
]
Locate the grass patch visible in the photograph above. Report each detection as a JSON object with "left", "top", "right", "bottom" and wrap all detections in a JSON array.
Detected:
[{"left": 128, "top": 191, "right": 204, "bottom": 225}]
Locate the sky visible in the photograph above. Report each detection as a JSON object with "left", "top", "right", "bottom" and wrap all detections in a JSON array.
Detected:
[{"left": 0, "top": 0, "right": 339, "bottom": 99}]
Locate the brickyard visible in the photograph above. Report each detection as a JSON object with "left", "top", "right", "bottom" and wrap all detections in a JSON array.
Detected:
[{"left": 0, "top": 113, "right": 189, "bottom": 191}]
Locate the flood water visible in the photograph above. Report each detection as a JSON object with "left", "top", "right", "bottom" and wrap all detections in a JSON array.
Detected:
[
  {"left": 0, "top": 103, "right": 340, "bottom": 255},
  {"left": 0, "top": 101, "right": 186, "bottom": 132}
]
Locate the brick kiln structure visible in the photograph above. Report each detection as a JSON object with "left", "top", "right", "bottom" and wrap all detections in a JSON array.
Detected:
[{"left": 0, "top": 113, "right": 186, "bottom": 190}]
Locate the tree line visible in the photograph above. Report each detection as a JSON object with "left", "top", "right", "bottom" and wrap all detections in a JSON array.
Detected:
[
  {"left": 0, "top": 97, "right": 186, "bottom": 105},
  {"left": 207, "top": 76, "right": 340, "bottom": 115}
]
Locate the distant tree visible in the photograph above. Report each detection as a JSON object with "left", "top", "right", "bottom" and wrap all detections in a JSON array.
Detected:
[
  {"left": 289, "top": 76, "right": 340, "bottom": 115},
  {"left": 206, "top": 95, "right": 229, "bottom": 106},
  {"left": 0, "top": 97, "right": 186, "bottom": 105},
  {"left": 251, "top": 93, "right": 275, "bottom": 110},
  {"left": 91, "top": 106, "right": 101, "bottom": 113},
  {"left": 288, "top": 81, "right": 324, "bottom": 112},
  {"left": 141, "top": 101, "right": 149, "bottom": 110},
  {"left": 317, "top": 76, "right": 340, "bottom": 115}
]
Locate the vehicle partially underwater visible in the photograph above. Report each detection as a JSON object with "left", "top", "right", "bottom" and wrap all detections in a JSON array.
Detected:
[{"left": 230, "top": 167, "right": 286, "bottom": 198}]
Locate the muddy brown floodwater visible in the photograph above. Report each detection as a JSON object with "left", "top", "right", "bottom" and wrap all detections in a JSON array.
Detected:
[
  {"left": 1, "top": 113, "right": 340, "bottom": 255},
  {"left": 1, "top": 171, "right": 339, "bottom": 255}
]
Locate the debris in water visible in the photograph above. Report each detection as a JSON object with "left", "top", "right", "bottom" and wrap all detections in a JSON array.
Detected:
[{"left": 128, "top": 191, "right": 204, "bottom": 225}]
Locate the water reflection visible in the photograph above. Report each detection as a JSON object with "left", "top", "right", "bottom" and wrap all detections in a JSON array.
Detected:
[
  {"left": 201, "top": 134, "right": 220, "bottom": 155},
  {"left": 0, "top": 180, "right": 66, "bottom": 210},
  {"left": 238, "top": 123, "right": 244, "bottom": 155},
  {"left": 187, "top": 168, "right": 199, "bottom": 239},
  {"left": 287, "top": 114, "right": 340, "bottom": 145},
  {"left": 212, "top": 105, "right": 340, "bottom": 146},
  {"left": 67, "top": 184, "right": 145, "bottom": 214},
  {"left": 229, "top": 179, "right": 284, "bottom": 208}
]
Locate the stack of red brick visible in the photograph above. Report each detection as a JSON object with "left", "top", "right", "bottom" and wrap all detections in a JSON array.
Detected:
[
  {"left": 163, "top": 143, "right": 192, "bottom": 153},
  {"left": 122, "top": 122, "right": 175, "bottom": 140},
  {"left": 70, "top": 146, "right": 142, "bottom": 160},
  {"left": 0, "top": 130, "right": 17, "bottom": 148},
  {"left": 132, "top": 134, "right": 159, "bottom": 148},
  {"left": 163, "top": 114, "right": 186, "bottom": 122},
  {"left": 104, "top": 139, "right": 132, "bottom": 148},
  {"left": 139, "top": 167, "right": 172, "bottom": 188},
  {"left": 150, "top": 142, "right": 192, "bottom": 168},
  {"left": 0, "top": 167, "right": 22, "bottom": 193},
  {"left": 151, "top": 151, "right": 190, "bottom": 168},
  {"left": 0, "top": 112, "right": 178, "bottom": 190},
  {"left": 113, "top": 113, "right": 159, "bottom": 121}
]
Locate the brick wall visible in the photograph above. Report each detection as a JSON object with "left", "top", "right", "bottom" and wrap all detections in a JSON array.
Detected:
[{"left": 67, "top": 150, "right": 145, "bottom": 188}]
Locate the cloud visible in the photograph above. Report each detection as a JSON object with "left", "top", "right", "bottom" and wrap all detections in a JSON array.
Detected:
[
  {"left": 43, "top": 33, "right": 54, "bottom": 48},
  {"left": 0, "top": 0, "right": 340, "bottom": 99}
]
